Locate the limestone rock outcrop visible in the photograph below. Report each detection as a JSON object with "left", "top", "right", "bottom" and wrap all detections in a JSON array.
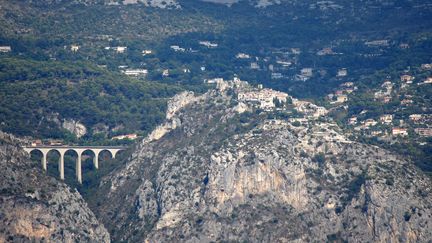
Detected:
[
  {"left": 94, "top": 82, "right": 432, "bottom": 242},
  {"left": 62, "top": 119, "right": 87, "bottom": 138}
]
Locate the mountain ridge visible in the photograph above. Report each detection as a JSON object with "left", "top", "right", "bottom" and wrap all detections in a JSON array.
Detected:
[{"left": 92, "top": 80, "right": 432, "bottom": 242}]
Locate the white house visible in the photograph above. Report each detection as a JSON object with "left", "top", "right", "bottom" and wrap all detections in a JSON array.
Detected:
[
  {"left": 0, "top": 46, "right": 12, "bottom": 52},
  {"left": 199, "top": 41, "right": 218, "bottom": 48},
  {"left": 122, "top": 69, "right": 148, "bottom": 77}
]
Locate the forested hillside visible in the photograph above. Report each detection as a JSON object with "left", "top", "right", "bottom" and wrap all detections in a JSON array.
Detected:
[
  {"left": 0, "top": 57, "right": 181, "bottom": 140},
  {"left": 0, "top": 0, "right": 431, "bottom": 173}
]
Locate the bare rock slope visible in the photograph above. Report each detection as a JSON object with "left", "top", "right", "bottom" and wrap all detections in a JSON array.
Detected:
[
  {"left": 0, "top": 132, "right": 110, "bottom": 242},
  {"left": 95, "top": 81, "right": 432, "bottom": 242}
]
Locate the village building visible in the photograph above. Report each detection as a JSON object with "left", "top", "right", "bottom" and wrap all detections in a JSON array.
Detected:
[
  {"left": 399, "top": 43, "right": 410, "bottom": 49},
  {"left": 170, "top": 45, "right": 185, "bottom": 52},
  {"left": 371, "top": 130, "right": 383, "bottom": 136},
  {"left": 271, "top": 73, "right": 283, "bottom": 79},
  {"left": 276, "top": 60, "right": 292, "bottom": 67},
  {"left": 345, "top": 88, "right": 354, "bottom": 94},
  {"left": 206, "top": 78, "right": 224, "bottom": 84},
  {"left": 381, "top": 81, "right": 393, "bottom": 88},
  {"left": 401, "top": 99, "right": 413, "bottom": 105},
  {"left": 122, "top": 69, "right": 148, "bottom": 77},
  {"left": 348, "top": 117, "right": 358, "bottom": 125},
  {"left": 31, "top": 139, "right": 43, "bottom": 147},
  {"left": 114, "top": 46, "right": 127, "bottom": 53},
  {"left": 0, "top": 46, "right": 12, "bottom": 52},
  {"left": 48, "top": 140, "right": 63, "bottom": 146},
  {"left": 409, "top": 114, "right": 423, "bottom": 122},
  {"left": 199, "top": 41, "right": 218, "bottom": 48},
  {"left": 421, "top": 64, "right": 432, "bottom": 70},
  {"left": 336, "top": 94, "right": 348, "bottom": 103},
  {"left": 335, "top": 90, "right": 344, "bottom": 96},
  {"left": 238, "top": 88, "right": 288, "bottom": 110},
  {"left": 380, "top": 114, "right": 393, "bottom": 124},
  {"left": 414, "top": 128, "right": 432, "bottom": 137},
  {"left": 70, "top": 45, "right": 80, "bottom": 52},
  {"left": 383, "top": 96, "right": 391, "bottom": 103},
  {"left": 363, "top": 119, "right": 377, "bottom": 127},
  {"left": 142, "top": 50, "right": 153, "bottom": 55},
  {"left": 292, "top": 100, "right": 328, "bottom": 118},
  {"left": 250, "top": 62, "right": 259, "bottom": 70},
  {"left": 317, "top": 47, "right": 334, "bottom": 56},
  {"left": 423, "top": 77, "right": 432, "bottom": 84},
  {"left": 337, "top": 68, "right": 348, "bottom": 77},
  {"left": 392, "top": 128, "right": 408, "bottom": 136},
  {"left": 291, "top": 48, "right": 301, "bottom": 55},
  {"left": 301, "top": 68, "right": 313, "bottom": 77},
  {"left": 236, "top": 53, "right": 250, "bottom": 59},
  {"left": 162, "top": 69, "right": 169, "bottom": 77},
  {"left": 400, "top": 75, "right": 414, "bottom": 84},
  {"left": 365, "top": 40, "right": 389, "bottom": 47},
  {"left": 341, "top": 82, "right": 354, "bottom": 87}
]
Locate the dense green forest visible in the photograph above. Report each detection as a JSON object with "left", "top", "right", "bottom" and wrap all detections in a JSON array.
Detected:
[
  {"left": 0, "top": 57, "right": 182, "bottom": 141},
  {"left": 0, "top": 0, "right": 431, "bottom": 173}
]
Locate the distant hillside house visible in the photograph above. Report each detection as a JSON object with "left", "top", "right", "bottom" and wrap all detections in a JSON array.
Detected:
[
  {"left": 122, "top": 69, "right": 148, "bottom": 77},
  {"left": 114, "top": 46, "right": 127, "bottom": 53},
  {"left": 409, "top": 114, "right": 423, "bottom": 122},
  {"left": 31, "top": 139, "right": 43, "bottom": 147},
  {"left": 337, "top": 68, "right": 348, "bottom": 77},
  {"left": 250, "top": 62, "right": 259, "bottom": 70},
  {"left": 421, "top": 64, "right": 432, "bottom": 70},
  {"left": 399, "top": 43, "right": 410, "bottom": 49},
  {"left": 170, "top": 45, "right": 185, "bottom": 52},
  {"left": 341, "top": 82, "right": 354, "bottom": 87},
  {"left": 271, "top": 72, "right": 283, "bottom": 79},
  {"left": 70, "top": 45, "right": 80, "bottom": 52},
  {"left": 291, "top": 48, "right": 301, "bottom": 55},
  {"left": 0, "top": 46, "right": 11, "bottom": 52},
  {"left": 236, "top": 53, "right": 250, "bottom": 59},
  {"left": 401, "top": 99, "right": 413, "bottom": 105},
  {"left": 415, "top": 128, "right": 432, "bottom": 137},
  {"left": 301, "top": 68, "right": 313, "bottom": 77},
  {"left": 317, "top": 47, "right": 334, "bottom": 56},
  {"left": 392, "top": 128, "right": 408, "bottom": 136},
  {"left": 336, "top": 94, "right": 348, "bottom": 103},
  {"left": 199, "top": 41, "right": 218, "bottom": 48},
  {"left": 142, "top": 50, "right": 152, "bottom": 55},
  {"left": 348, "top": 117, "right": 358, "bottom": 125},
  {"left": 365, "top": 40, "right": 389, "bottom": 47},
  {"left": 206, "top": 78, "right": 224, "bottom": 84},
  {"left": 423, "top": 77, "right": 432, "bottom": 84},
  {"left": 162, "top": 69, "right": 169, "bottom": 77},
  {"left": 363, "top": 119, "right": 377, "bottom": 127},
  {"left": 276, "top": 60, "right": 292, "bottom": 67},
  {"left": 380, "top": 114, "right": 393, "bottom": 124},
  {"left": 400, "top": 75, "right": 414, "bottom": 84}
]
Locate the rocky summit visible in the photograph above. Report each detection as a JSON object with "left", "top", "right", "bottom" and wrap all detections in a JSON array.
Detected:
[
  {"left": 92, "top": 80, "right": 432, "bottom": 242},
  {"left": 0, "top": 132, "right": 110, "bottom": 242}
]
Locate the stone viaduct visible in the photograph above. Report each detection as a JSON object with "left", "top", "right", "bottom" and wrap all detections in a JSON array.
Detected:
[{"left": 23, "top": 146, "right": 126, "bottom": 184}]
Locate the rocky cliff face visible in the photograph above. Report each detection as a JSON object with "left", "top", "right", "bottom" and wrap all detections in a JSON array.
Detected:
[
  {"left": 94, "top": 81, "right": 432, "bottom": 242},
  {"left": 0, "top": 132, "right": 110, "bottom": 242}
]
